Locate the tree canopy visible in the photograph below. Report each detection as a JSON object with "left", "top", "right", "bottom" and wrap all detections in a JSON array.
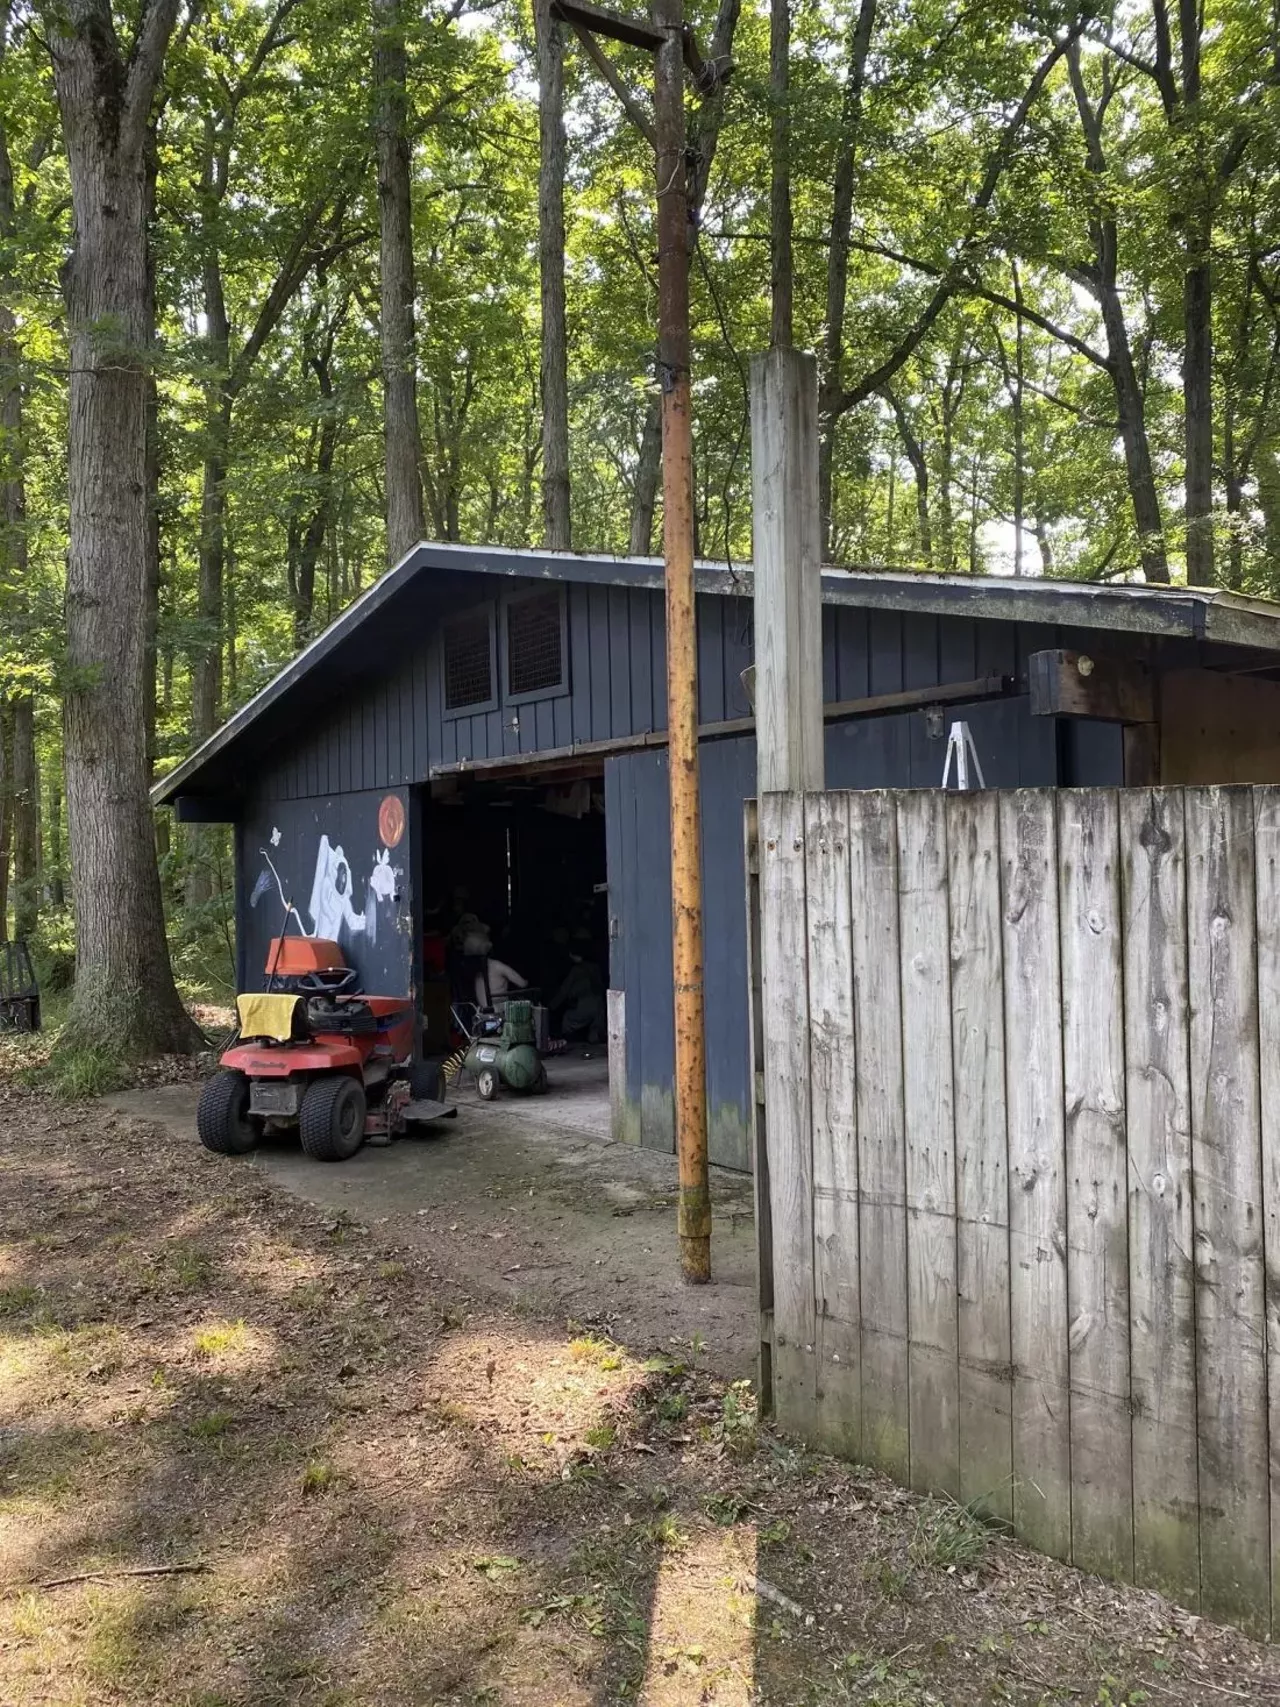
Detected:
[{"left": 1, "top": 0, "right": 1279, "bottom": 986}]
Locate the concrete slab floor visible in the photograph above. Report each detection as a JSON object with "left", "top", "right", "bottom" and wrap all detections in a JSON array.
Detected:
[{"left": 108, "top": 1063, "right": 758, "bottom": 1379}]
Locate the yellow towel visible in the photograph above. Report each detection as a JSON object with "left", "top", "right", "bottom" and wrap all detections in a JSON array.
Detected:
[{"left": 236, "top": 992, "right": 304, "bottom": 1043}]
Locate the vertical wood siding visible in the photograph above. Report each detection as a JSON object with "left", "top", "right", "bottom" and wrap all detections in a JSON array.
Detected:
[
  {"left": 236, "top": 576, "right": 1099, "bottom": 806},
  {"left": 753, "top": 784, "right": 1280, "bottom": 1639}
]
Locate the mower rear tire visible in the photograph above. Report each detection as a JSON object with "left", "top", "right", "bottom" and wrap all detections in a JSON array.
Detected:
[
  {"left": 197, "top": 1069, "right": 262, "bottom": 1157},
  {"left": 300, "top": 1074, "right": 367, "bottom": 1162},
  {"left": 475, "top": 1066, "right": 498, "bottom": 1101}
]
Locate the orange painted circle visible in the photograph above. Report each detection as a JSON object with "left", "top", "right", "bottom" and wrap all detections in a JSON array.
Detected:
[{"left": 378, "top": 794, "right": 405, "bottom": 849}]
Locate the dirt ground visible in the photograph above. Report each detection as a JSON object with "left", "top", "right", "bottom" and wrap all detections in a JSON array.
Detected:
[
  {"left": 4, "top": 1085, "right": 1280, "bottom": 1705},
  {"left": 108, "top": 1059, "right": 759, "bottom": 1378}
]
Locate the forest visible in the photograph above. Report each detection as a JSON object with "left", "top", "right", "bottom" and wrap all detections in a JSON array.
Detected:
[{"left": 0, "top": 0, "right": 1277, "bottom": 1060}]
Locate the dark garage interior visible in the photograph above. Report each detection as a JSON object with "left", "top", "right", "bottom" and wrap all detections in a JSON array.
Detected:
[{"left": 417, "top": 775, "right": 609, "bottom": 1061}]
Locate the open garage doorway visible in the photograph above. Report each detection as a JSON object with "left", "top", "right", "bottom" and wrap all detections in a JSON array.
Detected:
[{"left": 415, "top": 768, "right": 611, "bottom": 1132}]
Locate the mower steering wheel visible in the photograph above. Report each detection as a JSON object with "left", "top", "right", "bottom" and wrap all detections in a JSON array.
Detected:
[{"left": 294, "top": 969, "right": 360, "bottom": 996}]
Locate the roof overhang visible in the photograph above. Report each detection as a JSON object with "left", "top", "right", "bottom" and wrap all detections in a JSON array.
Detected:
[{"left": 152, "top": 539, "right": 1280, "bottom": 806}]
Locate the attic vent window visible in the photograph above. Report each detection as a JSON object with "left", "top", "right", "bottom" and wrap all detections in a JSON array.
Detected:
[
  {"left": 506, "top": 587, "right": 566, "bottom": 699},
  {"left": 443, "top": 607, "right": 494, "bottom": 711}
]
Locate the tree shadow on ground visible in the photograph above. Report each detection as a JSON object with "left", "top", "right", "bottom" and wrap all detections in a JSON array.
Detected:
[{"left": 3, "top": 1098, "right": 1279, "bottom": 1706}]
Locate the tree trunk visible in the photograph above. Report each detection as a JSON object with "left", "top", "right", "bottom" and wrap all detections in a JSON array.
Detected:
[
  {"left": 224, "top": 536, "right": 237, "bottom": 701},
  {"left": 47, "top": 773, "right": 64, "bottom": 909},
  {"left": 0, "top": 704, "right": 10, "bottom": 937},
  {"left": 818, "top": 0, "right": 879, "bottom": 553},
  {"left": 1034, "top": 514, "right": 1054, "bottom": 575},
  {"left": 294, "top": 348, "right": 339, "bottom": 648},
  {"left": 1178, "top": 0, "right": 1214, "bottom": 586},
  {"left": 769, "top": 0, "right": 793, "bottom": 346},
  {"left": 142, "top": 124, "right": 161, "bottom": 778},
  {"left": 937, "top": 419, "right": 956, "bottom": 571},
  {"left": 374, "top": 0, "right": 426, "bottom": 565},
  {"left": 187, "top": 241, "right": 230, "bottom": 913},
  {"left": 536, "top": 0, "right": 571, "bottom": 548},
  {"left": 49, "top": 0, "right": 200, "bottom": 1056},
  {"left": 1257, "top": 440, "right": 1280, "bottom": 567},
  {"left": 966, "top": 450, "right": 981, "bottom": 573},
  {"left": 1097, "top": 281, "right": 1169, "bottom": 582},
  {"left": 193, "top": 388, "right": 231, "bottom": 745},
  {"left": 885, "top": 388, "right": 931, "bottom": 565},
  {"left": 629, "top": 398, "right": 662, "bottom": 554},
  {"left": 0, "top": 0, "right": 35, "bottom": 943},
  {"left": 11, "top": 695, "right": 36, "bottom": 942},
  {"left": 1068, "top": 45, "right": 1169, "bottom": 583},
  {"left": 1183, "top": 211, "right": 1214, "bottom": 584},
  {"left": 997, "top": 263, "right": 1026, "bottom": 576},
  {"left": 1222, "top": 398, "right": 1245, "bottom": 590},
  {"left": 143, "top": 371, "right": 162, "bottom": 769}
]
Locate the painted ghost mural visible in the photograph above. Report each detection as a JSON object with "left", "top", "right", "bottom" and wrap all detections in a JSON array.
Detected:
[
  {"left": 250, "top": 821, "right": 403, "bottom": 958},
  {"left": 241, "top": 792, "right": 411, "bottom": 996},
  {"left": 308, "top": 836, "right": 367, "bottom": 940}
]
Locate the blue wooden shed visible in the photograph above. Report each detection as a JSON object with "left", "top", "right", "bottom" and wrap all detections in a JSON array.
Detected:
[{"left": 155, "top": 542, "right": 1280, "bottom": 1170}]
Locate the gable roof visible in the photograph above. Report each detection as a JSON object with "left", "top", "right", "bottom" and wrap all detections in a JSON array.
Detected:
[{"left": 152, "top": 539, "right": 1280, "bottom": 805}]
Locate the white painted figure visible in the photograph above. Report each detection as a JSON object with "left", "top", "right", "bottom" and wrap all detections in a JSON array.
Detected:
[
  {"left": 251, "top": 832, "right": 401, "bottom": 952},
  {"left": 308, "top": 836, "right": 367, "bottom": 940}
]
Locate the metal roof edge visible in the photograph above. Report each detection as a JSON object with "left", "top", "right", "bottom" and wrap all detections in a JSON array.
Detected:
[{"left": 151, "top": 537, "right": 430, "bottom": 805}]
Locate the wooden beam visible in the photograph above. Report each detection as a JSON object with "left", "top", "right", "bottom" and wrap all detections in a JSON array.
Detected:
[
  {"left": 428, "top": 674, "right": 1012, "bottom": 782},
  {"left": 750, "top": 348, "right": 825, "bottom": 793},
  {"left": 1122, "top": 723, "right": 1161, "bottom": 786},
  {"left": 549, "top": 0, "right": 664, "bottom": 51},
  {"left": 566, "top": 21, "right": 658, "bottom": 149},
  {"left": 1029, "top": 648, "right": 1155, "bottom": 724}
]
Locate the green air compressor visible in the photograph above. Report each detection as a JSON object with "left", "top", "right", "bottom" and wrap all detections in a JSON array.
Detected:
[{"left": 464, "top": 1000, "right": 549, "bottom": 1100}]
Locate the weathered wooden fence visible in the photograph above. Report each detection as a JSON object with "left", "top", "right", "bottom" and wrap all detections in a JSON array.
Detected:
[{"left": 747, "top": 785, "right": 1280, "bottom": 1638}]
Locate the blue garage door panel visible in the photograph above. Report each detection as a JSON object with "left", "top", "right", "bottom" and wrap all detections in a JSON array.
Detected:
[
  {"left": 605, "top": 738, "right": 755, "bottom": 1171},
  {"left": 238, "top": 787, "right": 413, "bottom": 997}
]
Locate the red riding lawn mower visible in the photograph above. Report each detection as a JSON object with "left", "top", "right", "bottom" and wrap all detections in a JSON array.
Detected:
[{"left": 197, "top": 937, "right": 455, "bottom": 1163}]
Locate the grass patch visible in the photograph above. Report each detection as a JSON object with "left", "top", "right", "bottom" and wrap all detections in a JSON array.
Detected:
[
  {"left": 568, "top": 1334, "right": 623, "bottom": 1372},
  {"left": 44, "top": 1046, "right": 132, "bottom": 1101},
  {"left": 185, "top": 1409, "right": 234, "bottom": 1441},
  {"left": 192, "top": 1320, "right": 248, "bottom": 1359},
  {"left": 910, "top": 1497, "right": 991, "bottom": 1573},
  {"left": 714, "top": 1380, "right": 758, "bottom": 1458},
  {"left": 0, "top": 1282, "right": 40, "bottom": 1315},
  {"left": 169, "top": 1244, "right": 215, "bottom": 1290},
  {"left": 704, "top": 1490, "right": 751, "bottom": 1526},
  {"left": 643, "top": 1513, "right": 687, "bottom": 1549},
  {"left": 301, "top": 1460, "right": 336, "bottom": 1496}
]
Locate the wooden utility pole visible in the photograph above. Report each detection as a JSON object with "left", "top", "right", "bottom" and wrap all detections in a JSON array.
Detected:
[
  {"left": 653, "top": 0, "right": 710, "bottom": 1285},
  {"left": 551, "top": 0, "right": 721, "bottom": 1283}
]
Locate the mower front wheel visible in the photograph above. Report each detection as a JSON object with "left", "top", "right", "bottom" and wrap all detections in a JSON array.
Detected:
[
  {"left": 197, "top": 1069, "right": 262, "bottom": 1157},
  {"left": 299, "top": 1074, "right": 367, "bottom": 1162}
]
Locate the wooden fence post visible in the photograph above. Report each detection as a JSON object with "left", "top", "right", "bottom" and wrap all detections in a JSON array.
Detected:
[{"left": 749, "top": 347, "right": 824, "bottom": 794}]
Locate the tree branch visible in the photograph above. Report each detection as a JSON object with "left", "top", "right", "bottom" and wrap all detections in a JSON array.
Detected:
[
  {"left": 228, "top": 199, "right": 362, "bottom": 397},
  {"left": 123, "top": 0, "right": 182, "bottom": 153},
  {"left": 837, "top": 25, "right": 1084, "bottom": 414}
]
